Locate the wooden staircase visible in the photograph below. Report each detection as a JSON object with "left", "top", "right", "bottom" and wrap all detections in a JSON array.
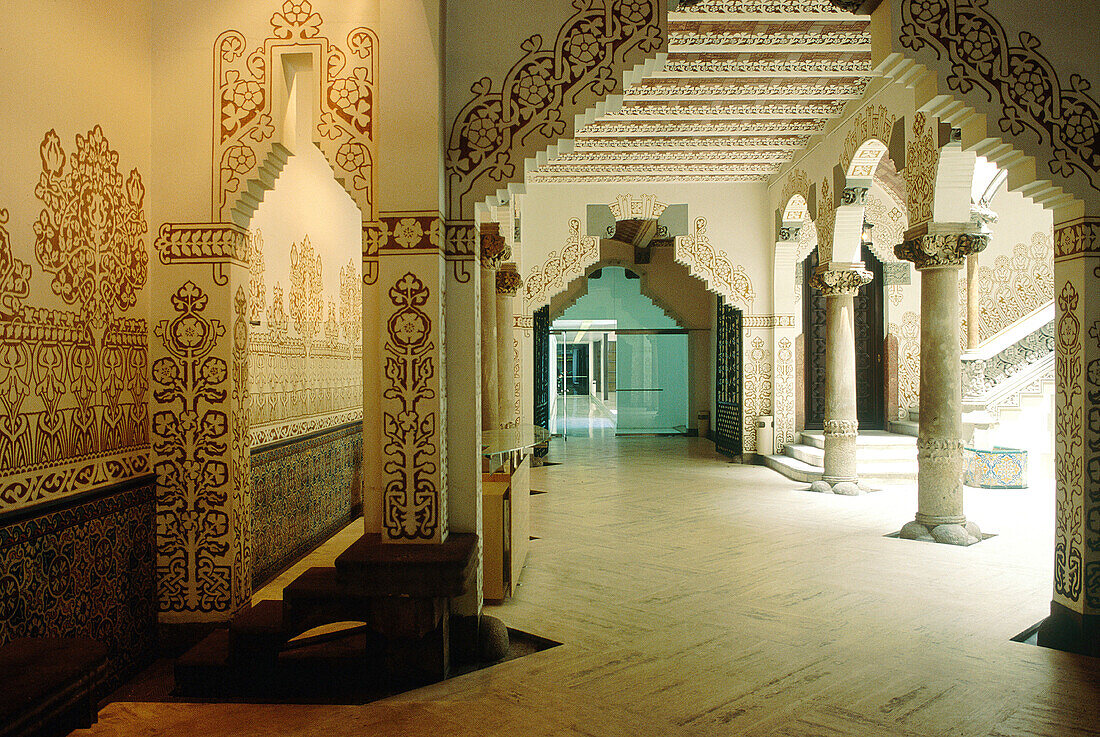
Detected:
[{"left": 174, "top": 533, "right": 480, "bottom": 698}]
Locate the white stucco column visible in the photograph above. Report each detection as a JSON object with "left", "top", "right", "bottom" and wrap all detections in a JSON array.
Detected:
[{"left": 895, "top": 225, "right": 988, "bottom": 545}]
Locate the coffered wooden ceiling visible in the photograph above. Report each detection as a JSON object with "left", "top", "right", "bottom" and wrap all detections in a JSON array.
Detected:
[{"left": 529, "top": 0, "right": 873, "bottom": 183}]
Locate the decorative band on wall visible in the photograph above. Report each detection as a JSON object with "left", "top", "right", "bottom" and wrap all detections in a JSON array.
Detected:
[
  {"left": 155, "top": 222, "right": 250, "bottom": 286},
  {"left": 250, "top": 421, "right": 362, "bottom": 588},
  {"left": 743, "top": 315, "right": 795, "bottom": 328},
  {"left": 1054, "top": 217, "right": 1100, "bottom": 261},
  {"left": 370, "top": 213, "right": 444, "bottom": 255},
  {"left": 0, "top": 474, "right": 157, "bottom": 690}
]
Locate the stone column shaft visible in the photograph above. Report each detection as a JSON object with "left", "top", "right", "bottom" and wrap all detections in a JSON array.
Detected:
[
  {"left": 896, "top": 227, "right": 988, "bottom": 545},
  {"left": 809, "top": 267, "right": 871, "bottom": 495},
  {"left": 823, "top": 290, "right": 858, "bottom": 483},
  {"left": 496, "top": 263, "right": 523, "bottom": 429},
  {"left": 479, "top": 225, "right": 508, "bottom": 431},
  {"left": 481, "top": 267, "right": 499, "bottom": 430}
]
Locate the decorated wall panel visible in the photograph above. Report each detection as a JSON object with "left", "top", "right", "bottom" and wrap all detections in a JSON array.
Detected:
[
  {"left": 0, "top": 476, "right": 157, "bottom": 690},
  {"left": 246, "top": 144, "right": 363, "bottom": 449},
  {"left": 250, "top": 422, "right": 361, "bottom": 587},
  {"left": 214, "top": 1, "right": 377, "bottom": 222},
  {"left": 446, "top": 0, "right": 664, "bottom": 217},
  {"left": 0, "top": 127, "right": 150, "bottom": 515}
]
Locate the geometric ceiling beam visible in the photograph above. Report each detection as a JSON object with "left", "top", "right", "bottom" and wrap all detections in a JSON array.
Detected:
[
  {"left": 578, "top": 120, "right": 829, "bottom": 136},
  {"left": 668, "top": 12, "right": 858, "bottom": 22},
  {"left": 572, "top": 136, "right": 811, "bottom": 150},
  {"left": 623, "top": 88, "right": 867, "bottom": 102},
  {"left": 550, "top": 151, "right": 794, "bottom": 164},
  {"left": 668, "top": 41, "right": 872, "bottom": 53},
  {"left": 605, "top": 107, "right": 843, "bottom": 120},
  {"left": 534, "top": 163, "right": 780, "bottom": 175},
  {"left": 657, "top": 58, "right": 873, "bottom": 76},
  {"left": 527, "top": 173, "right": 770, "bottom": 183}
]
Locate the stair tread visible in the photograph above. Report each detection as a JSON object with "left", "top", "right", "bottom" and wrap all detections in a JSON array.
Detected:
[
  {"left": 283, "top": 566, "right": 342, "bottom": 599},
  {"left": 230, "top": 599, "right": 283, "bottom": 635}
]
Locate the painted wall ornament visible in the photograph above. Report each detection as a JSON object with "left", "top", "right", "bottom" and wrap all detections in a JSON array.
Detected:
[
  {"left": 1055, "top": 280, "right": 1084, "bottom": 603},
  {"left": 214, "top": 1, "right": 378, "bottom": 220},
  {"left": 152, "top": 281, "right": 237, "bottom": 613},
  {"left": 900, "top": 0, "right": 1100, "bottom": 192},
  {"left": 382, "top": 273, "right": 444, "bottom": 541},
  {"left": 525, "top": 218, "right": 600, "bottom": 309},
  {"left": 446, "top": 0, "right": 663, "bottom": 216},
  {"left": 0, "top": 126, "right": 150, "bottom": 514}
]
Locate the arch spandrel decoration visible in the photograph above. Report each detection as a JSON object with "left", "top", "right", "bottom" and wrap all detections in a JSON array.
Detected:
[
  {"left": 524, "top": 218, "right": 600, "bottom": 311},
  {"left": 841, "top": 105, "right": 896, "bottom": 177},
  {"left": 903, "top": 113, "right": 941, "bottom": 228},
  {"left": 674, "top": 217, "right": 755, "bottom": 310},
  {"left": 446, "top": 0, "right": 663, "bottom": 217},
  {"left": 214, "top": 1, "right": 377, "bottom": 223}
]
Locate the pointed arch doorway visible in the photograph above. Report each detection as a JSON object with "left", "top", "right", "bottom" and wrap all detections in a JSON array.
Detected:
[{"left": 802, "top": 244, "right": 886, "bottom": 431}]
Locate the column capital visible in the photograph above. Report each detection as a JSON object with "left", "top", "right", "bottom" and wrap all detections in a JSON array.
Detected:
[
  {"left": 480, "top": 228, "right": 510, "bottom": 270},
  {"left": 809, "top": 267, "right": 873, "bottom": 296},
  {"left": 895, "top": 226, "right": 989, "bottom": 270},
  {"left": 840, "top": 186, "right": 868, "bottom": 206},
  {"left": 496, "top": 263, "right": 523, "bottom": 296},
  {"left": 778, "top": 225, "right": 801, "bottom": 242}
]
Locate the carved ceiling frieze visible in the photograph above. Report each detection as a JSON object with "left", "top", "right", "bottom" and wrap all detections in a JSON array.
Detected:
[
  {"left": 625, "top": 81, "right": 869, "bottom": 98},
  {"left": 668, "top": 30, "right": 870, "bottom": 46}
]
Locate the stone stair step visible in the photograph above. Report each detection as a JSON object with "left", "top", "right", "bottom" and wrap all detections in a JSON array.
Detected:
[
  {"left": 174, "top": 629, "right": 236, "bottom": 697},
  {"left": 786, "top": 442, "right": 916, "bottom": 465},
  {"left": 799, "top": 430, "right": 917, "bottom": 450},
  {"left": 888, "top": 419, "right": 919, "bottom": 437},
  {"left": 763, "top": 453, "right": 822, "bottom": 483},
  {"left": 174, "top": 625, "right": 384, "bottom": 699}
]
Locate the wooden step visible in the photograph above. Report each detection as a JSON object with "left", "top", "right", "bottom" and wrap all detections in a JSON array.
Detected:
[{"left": 228, "top": 599, "right": 285, "bottom": 662}]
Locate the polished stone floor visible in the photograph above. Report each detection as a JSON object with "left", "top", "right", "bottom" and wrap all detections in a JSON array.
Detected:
[{"left": 80, "top": 436, "right": 1100, "bottom": 736}]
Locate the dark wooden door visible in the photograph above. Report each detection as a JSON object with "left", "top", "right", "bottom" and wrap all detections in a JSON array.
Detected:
[
  {"left": 802, "top": 245, "right": 885, "bottom": 431},
  {"left": 715, "top": 299, "right": 743, "bottom": 457}
]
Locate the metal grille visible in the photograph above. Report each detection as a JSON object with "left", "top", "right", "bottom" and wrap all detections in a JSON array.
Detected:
[
  {"left": 715, "top": 300, "right": 743, "bottom": 457},
  {"left": 533, "top": 305, "right": 550, "bottom": 457}
]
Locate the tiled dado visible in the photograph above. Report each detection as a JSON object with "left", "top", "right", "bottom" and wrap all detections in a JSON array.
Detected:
[
  {"left": 0, "top": 475, "right": 158, "bottom": 690},
  {"left": 250, "top": 422, "right": 363, "bottom": 588}
]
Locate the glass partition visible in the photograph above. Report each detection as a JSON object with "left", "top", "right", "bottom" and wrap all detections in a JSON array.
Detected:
[{"left": 614, "top": 332, "right": 688, "bottom": 434}]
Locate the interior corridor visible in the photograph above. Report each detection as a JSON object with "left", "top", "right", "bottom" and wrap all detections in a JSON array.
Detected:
[{"left": 81, "top": 437, "right": 1095, "bottom": 736}]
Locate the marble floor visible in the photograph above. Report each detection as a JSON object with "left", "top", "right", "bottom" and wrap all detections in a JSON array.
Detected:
[
  {"left": 80, "top": 436, "right": 1100, "bottom": 736},
  {"left": 552, "top": 393, "right": 686, "bottom": 437}
]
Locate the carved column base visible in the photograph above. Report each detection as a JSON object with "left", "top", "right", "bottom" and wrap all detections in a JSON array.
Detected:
[{"left": 899, "top": 519, "right": 983, "bottom": 546}]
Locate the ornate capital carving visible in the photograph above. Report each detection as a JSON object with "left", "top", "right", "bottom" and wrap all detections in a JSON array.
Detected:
[
  {"left": 809, "top": 268, "right": 873, "bottom": 296},
  {"left": 779, "top": 225, "right": 801, "bottom": 242},
  {"left": 496, "top": 263, "right": 523, "bottom": 296},
  {"left": 480, "top": 231, "right": 510, "bottom": 270},
  {"left": 895, "top": 231, "right": 988, "bottom": 270},
  {"left": 916, "top": 438, "right": 964, "bottom": 463},
  {"left": 823, "top": 419, "right": 859, "bottom": 437},
  {"left": 840, "top": 186, "right": 868, "bottom": 206}
]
